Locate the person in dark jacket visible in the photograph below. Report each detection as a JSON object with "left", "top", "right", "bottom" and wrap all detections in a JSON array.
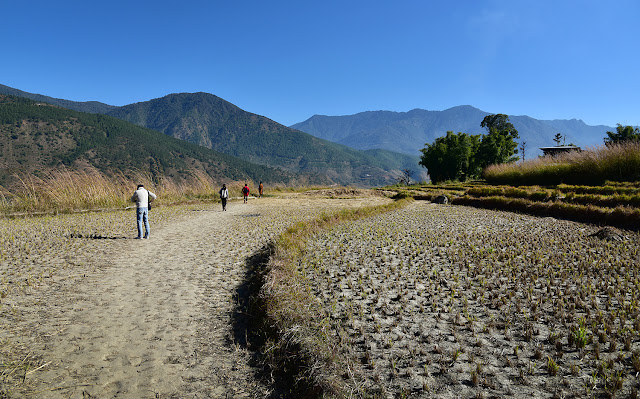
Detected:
[{"left": 219, "top": 184, "right": 229, "bottom": 211}]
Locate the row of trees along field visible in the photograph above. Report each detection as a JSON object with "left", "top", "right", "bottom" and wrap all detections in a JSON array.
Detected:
[{"left": 419, "top": 114, "right": 640, "bottom": 184}]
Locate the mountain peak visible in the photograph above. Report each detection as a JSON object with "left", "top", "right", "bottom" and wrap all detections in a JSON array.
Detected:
[{"left": 444, "top": 105, "right": 482, "bottom": 112}]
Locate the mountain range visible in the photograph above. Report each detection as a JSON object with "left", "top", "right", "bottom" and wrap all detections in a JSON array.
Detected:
[
  {"left": 104, "top": 92, "right": 421, "bottom": 185},
  {"left": 1, "top": 83, "right": 617, "bottom": 185},
  {"left": 0, "top": 95, "right": 291, "bottom": 188},
  {"left": 0, "top": 84, "right": 116, "bottom": 114},
  {"left": 0, "top": 84, "right": 420, "bottom": 186},
  {"left": 291, "top": 106, "right": 614, "bottom": 158}
]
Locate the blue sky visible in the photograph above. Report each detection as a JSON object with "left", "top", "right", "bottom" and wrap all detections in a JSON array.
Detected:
[{"left": 2, "top": 0, "right": 638, "bottom": 127}]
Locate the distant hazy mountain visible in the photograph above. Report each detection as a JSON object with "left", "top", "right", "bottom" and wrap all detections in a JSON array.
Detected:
[
  {"left": 0, "top": 83, "right": 116, "bottom": 114},
  {"left": 0, "top": 95, "right": 291, "bottom": 187},
  {"left": 105, "top": 92, "right": 421, "bottom": 186},
  {"left": 291, "top": 106, "right": 613, "bottom": 158}
]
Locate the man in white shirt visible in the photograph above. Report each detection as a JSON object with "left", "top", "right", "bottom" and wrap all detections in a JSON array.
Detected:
[{"left": 131, "top": 184, "right": 157, "bottom": 239}]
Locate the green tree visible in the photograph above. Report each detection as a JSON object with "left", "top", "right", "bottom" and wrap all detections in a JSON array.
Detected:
[
  {"left": 604, "top": 124, "right": 640, "bottom": 145},
  {"left": 476, "top": 114, "right": 520, "bottom": 168},
  {"left": 419, "top": 131, "right": 481, "bottom": 183},
  {"left": 480, "top": 114, "right": 519, "bottom": 138}
]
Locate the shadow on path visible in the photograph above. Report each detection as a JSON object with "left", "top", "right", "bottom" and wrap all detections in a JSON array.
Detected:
[
  {"left": 68, "top": 233, "right": 128, "bottom": 239},
  {"left": 233, "top": 244, "right": 321, "bottom": 399}
]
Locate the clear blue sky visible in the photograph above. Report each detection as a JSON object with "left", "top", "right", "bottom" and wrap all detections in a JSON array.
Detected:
[{"left": 2, "top": 0, "right": 638, "bottom": 127}]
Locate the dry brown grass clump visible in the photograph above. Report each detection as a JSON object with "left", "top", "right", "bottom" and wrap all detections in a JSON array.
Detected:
[
  {"left": 483, "top": 141, "right": 640, "bottom": 186},
  {"left": 0, "top": 167, "right": 257, "bottom": 215}
]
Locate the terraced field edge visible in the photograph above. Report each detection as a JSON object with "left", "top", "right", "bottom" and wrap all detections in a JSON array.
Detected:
[{"left": 255, "top": 198, "right": 413, "bottom": 398}]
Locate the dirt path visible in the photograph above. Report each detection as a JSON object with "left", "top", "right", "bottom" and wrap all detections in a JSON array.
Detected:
[
  {"left": 5, "top": 195, "right": 389, "bottom": 398},
  {"left": 32, "top": 202, "right": 271, "bottom": 398}
]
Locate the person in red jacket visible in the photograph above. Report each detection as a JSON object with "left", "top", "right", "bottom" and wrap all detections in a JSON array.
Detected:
[{"left": 242, "top": 183, "right": 250, "bottom": 203}]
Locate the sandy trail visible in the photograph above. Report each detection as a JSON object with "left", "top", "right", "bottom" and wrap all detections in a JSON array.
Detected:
[
  {"left": 5, "top": 195, "right": 388, "bottom": 398},
  {"left": 31, "top": 201, "right": 273, "bottom": 398}
]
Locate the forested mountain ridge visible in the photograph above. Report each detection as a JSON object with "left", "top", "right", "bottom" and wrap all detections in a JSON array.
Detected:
[
  {"left": 0, "top": 83, "right": 116, "bottom": 114},
  {"left": 0, "top": 84, "right": 616, "bottom": 161},
  {"left": 0, "top": 85, "right": 421, "bottom": 186},
  {"left": 105, "top": 92, "right": 420, "bottom": 186},
  {"left": 0, "top": 95, "right": 292, "bottom": 187},
  {"left": 291, "top": 106, "right": 613, "bottom": 157}
]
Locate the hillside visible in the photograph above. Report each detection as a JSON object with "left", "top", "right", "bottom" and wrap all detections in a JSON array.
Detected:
[
  {"left": 0, "top": 95, "right": 292, "bottom": 188},
  {"left": 291, "top": 106, "right": 613, "bottom": 157},
  {"left": 0, "top": 84, "right": 116, "bottom": 114},
  {"left": 105, "top": 92, "right": 421, "bottom": 186}
]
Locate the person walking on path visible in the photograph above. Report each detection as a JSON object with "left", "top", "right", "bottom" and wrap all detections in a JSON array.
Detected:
[
  {"left": 258, "top": 181, "right": 263, "bottom": 198},
  {"left": 242, "top": 183, "right": 250, "bottom": 204},
  {"left": 131, "top": 184, "right": 157, "bottom": 239},
  {"left": 219, "top": 184, "right": 229, "bottom": 211}
]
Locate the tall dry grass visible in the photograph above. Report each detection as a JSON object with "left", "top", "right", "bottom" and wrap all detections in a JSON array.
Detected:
[
  {"left": 484, "top": 141, "right": 640, "bottom": 185},
  {"left": 0, "top": 167, "right": 249, "bottom": 215}
]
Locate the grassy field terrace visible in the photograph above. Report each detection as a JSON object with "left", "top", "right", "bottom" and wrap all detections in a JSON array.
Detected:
[{"left": 389, "top": 181, "right": 640, "bottom": 231}]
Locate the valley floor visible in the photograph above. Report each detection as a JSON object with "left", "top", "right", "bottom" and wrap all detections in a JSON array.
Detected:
[
  {"left": 3, "top": 193, "right": 638, "bottom": 398},
  {"left": 0, "top": 194, "right": 389, "bottom": 398}
]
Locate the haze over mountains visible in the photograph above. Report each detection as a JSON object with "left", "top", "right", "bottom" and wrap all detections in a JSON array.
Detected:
[{"left": 291, "top": 106, "right": 614, "bottom": 158}]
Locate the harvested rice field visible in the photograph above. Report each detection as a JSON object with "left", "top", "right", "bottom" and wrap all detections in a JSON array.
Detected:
[{"left": 297, "top": 201, "right": 640, "bottom": 398}]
